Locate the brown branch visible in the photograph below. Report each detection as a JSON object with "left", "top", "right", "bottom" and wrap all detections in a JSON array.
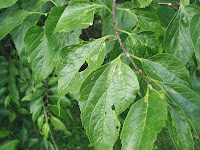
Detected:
[{"left": 112, "top": 0, "right": 153, "bottom": 91}]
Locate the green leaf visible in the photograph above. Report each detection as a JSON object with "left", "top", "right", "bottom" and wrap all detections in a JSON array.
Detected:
[
  {"left": 167, "top": 104, "right": 194, "bottom": 150},
  {"left": 21, "top": 93, "right": 33, "bottom": 101},
  {"left": 29, "top": 138, "right": 38, "bottom": 148},
  {"left": 42, "top": 122, "right": 50, "bottom": 139},
  {"left": 79, "top": 58, "right": 139, "bottom": 149},
  {"left": 38, "top": 114, "right": 45, "bottom": 132},
  {"left": 25, "top": 26, "right": 53, "bottom": 83},
  {"left": 57, "top": 37, "right": 106, "bottom": 97},
  {"left": 121, "top": 91, "right": 167, "bottom": 150},
  {"left": 50, "top": 116, "right": 69, "bottom": 134},
  {"left": 25, "top": 7, "right": 81, "bottom": 82},
  {"left": 190, "top": 14, "right": 200, "bottom": 67},
  {"left": 49, "top": 105, "right": 70, "bottom": 122},
  {"left": 126, "top": 32, "right": 161, "bottom": 59},
  {"left": 135, "top": 0, "right": 152, "bottom": 8},
  {"left": 132, "top": 7, "right": 164, "bottom": 36},
  {"left": 0, "top": 8, "right": 30, "bottom": 40},
  {"left": 161, "top": 83, "right": 200, "bottom": 136},
  {"left": 8, "top": 67, "right": 19, "bottom": 106},
  {"left": 41, "top": 137, "right": 55, "bottom": 150},
  {"left": 45, "top": 6, "right": 81, "bottom": 67},
  {"left": 164, "top": 5, "right": 200, "bottom": 64},
  {"left": 0, "top": 130, "right": 12, "bottom": 140},
  {"left": 0, "top": 140, "right": 19, "bottom": 150},
  {"left": 30, "top": 98, "right": 42, "bottom": 122},
  {"left": 0, "top": 0, "right": 18, "bottom": 9},
  {"left": 156, "top": 6, "right": 176, "bottom": 27},
  {"left": 141, "top": 54, "right": 191, "bottom": 87},
  {"left": 180, "top": 0, "right": 190, "bottom": 6},
  {"left": 11, "top": 15, "right": 39, "bottom": 56},
  {"left": 54, "top": 1, "right": 103, "bottom": 33},
  {"left": 20, "top": 127, "right": 29, "bottom": 145}
]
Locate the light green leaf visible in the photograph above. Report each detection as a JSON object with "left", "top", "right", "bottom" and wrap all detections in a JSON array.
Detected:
[
  {"left": 41, "top": 137, "right": 55, "bottom": 150},
  {"left": 0, "top": 0, "right": 18, "bottom": 9},
  {"left": 164, "top": 5, "right": 200, "bottom": 64},
  {"left": 0, "top": 130, "right": 12, "bottom": 140},
  {"left": 50, "top": 116, "right": 69, "bottom": 133},
  {"left": 121, "top": 91, "right": 167, "bottom": 150},
  {"left": 79, "top": 58, "right": 139, "bottom": 149},
  {"left": 180, "top": 0, "right": 190, "bottom": 6},
  {"left": 45, "top": 7, "right": 81, "bottom": 67},
  {"left": 0, "top": 140, "right": 19, "bottom": 150},
  {"left": 190, "top": 14, "right": 200, "bottom": 67},
  {"left": 30, "top": 98, "right": 42, "bottom": 122},
  {"left": 42, "top": 122, "right": 50, "bottom": 139},
  {"left": 135, "top": 0, "right": 152, "bottom": 8},
  {"left": 21, "top": 93, "right": 33, "bottom": 101},
  {"left": 161, "top": 83, "right": 200, "bottom": 136},
  {"left": 141, "top": 54, "right": 191, "bottom": 87},
  {"left": 167, "top": 104, "right": 194, "bottom": 150},
  {"left": 54, "top": 1, "right": 103, "bottom": 33},
  {"left": 57, "top": 37, "right": 106, "bottom": 97},
  {"left": 25, "top": 26, "right": 53, "bottom": 83},
  {"left": 25, "top": 7, "right": 81, "bottom": 83},
  {"left": 0, "top": 8, "right": 29, "bottom": 40},
  {"left": 38, "top": 114, "right": 45, "bottom": 132}
]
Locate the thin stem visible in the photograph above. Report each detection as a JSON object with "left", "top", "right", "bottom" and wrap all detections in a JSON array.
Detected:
[
  {"left": 112, "top": 0, "right": 153, "bottom": 91},
  {"left": 29, "top": 12, "right": 46, "bottom": 15},
  {"left": 63, "top": 0, "right": 74, "bottom": 6},
  {"left": 41, "top": 80, "right": 59, "bottom": 150},
  {"left": 50, "top": 0, "right": 57, "bottom": 6}
]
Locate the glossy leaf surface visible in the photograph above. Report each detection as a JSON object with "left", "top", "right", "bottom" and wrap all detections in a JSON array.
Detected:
[
  {"left": 121, "top": 92, "right": 167, "bottom": 150},
  {"left": 141, "top": 54, "right": 191, "bottom": 87},
  {"left": 164, "top": 5, "right": 200, "bottom": 64},
  {"left": 0, "top": 8, "right": 29, "bottom": 40},
  {"left": 54, "top": 1, "right": 103, "bottom": 33},
  {"left": 57, "top": 37, "right": 106, "bottom": 97},
  {"left": 79, "top": 58, "right": 139, "bottom": 150}
]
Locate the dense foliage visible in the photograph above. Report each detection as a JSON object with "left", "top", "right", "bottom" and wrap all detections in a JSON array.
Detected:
[{"left": 0, "top": 0, "right": 200, "bottom": 149}]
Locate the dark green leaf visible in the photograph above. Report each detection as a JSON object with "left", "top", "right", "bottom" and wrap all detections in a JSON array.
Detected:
[
  {"left": 164, "top": 5, "right": 200, "bottom": 64},
  {"left": 167, "top": 104, "right": 194, "bottom": 150},
  {"left": 141, "top": 54, "right": 191, "bottom": 87},
  {"left": 190, "top": 14, "right": 200, "bottom": 67},
  {"left": 161, "top": 83, "right": 200, "bottom": 136}
]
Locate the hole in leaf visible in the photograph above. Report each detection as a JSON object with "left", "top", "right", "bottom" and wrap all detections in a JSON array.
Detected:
[
  {"left": 79, "top": 61, "right": 88, "bottom": 72},
  {"left": 111, "top": 105, "right": 115, "bottom": 110},
  {"left": 116, "top": 126, "right": 119, "bottom": 129},
  {"left": 105, "top": 112, "right": 107, "bottom": 114}
]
